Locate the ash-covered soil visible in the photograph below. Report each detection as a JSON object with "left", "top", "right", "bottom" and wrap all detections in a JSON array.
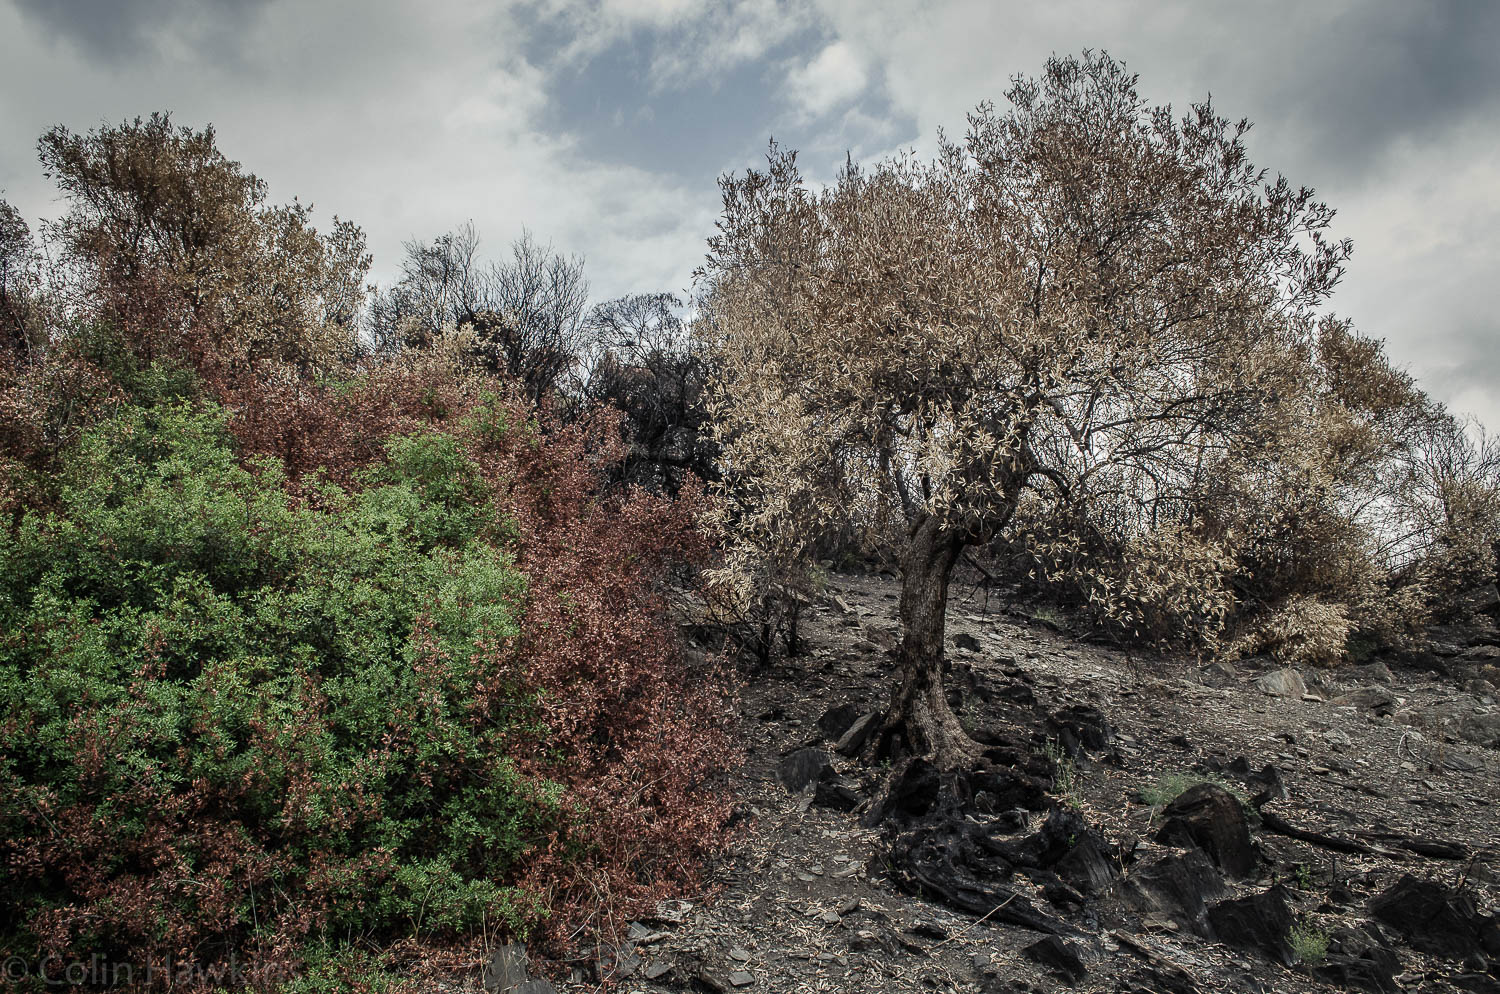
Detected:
[{"left": 526, "top": 568, "right": 1500, "bottom": 994}]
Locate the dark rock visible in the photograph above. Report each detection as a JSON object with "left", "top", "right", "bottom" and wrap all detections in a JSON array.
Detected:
[
  {"left": 589, "top": 944, "right": 641, "bottom": 981},
  {"left": 1457, "top": 712, "right": 1500, "bottom": 748},
  {"left": 1484, "top": 917, "right": 1500, "bottom": 958},
  {"left": 1310, "top": 926, "right": 1401, "bottom": 994},
  {"left": 777, "top": 747, "right": 834, "bottom": 792},
  {"left": 847, "top": 927, "right": 895, "bottom": 954},
  {"left": 1452, "top": 973, "right": 1500, "bottom": 994},
  {"left": 1399, "top": 837, "right": 1471, "bottom": 860},
  {"left": 1306, "top": 668, "right": 1339, "bottom": 695},
  {"left": 1200, "top": 660, "right": 1237, "bottom": 687},
  {"left": 908, "top": 920, "right": 948, "bottom": 940},
  {"left": 1446, "top": 751, "right": 1487, "bottom": 773},
  {"left": 1054, "top": 833, "right": 1118, "bottom": 895},
  {"left": 994, "top": 679, "right": 1037, "bottom": 706},
  {"left": 1396, "top": 647, "right": 1450, "bottom": 673},
  {"left": 1206, "top": 886, "right": 1296, "bottom": 965},
  {"left": 1426, "top": 626, "right": 1470, "bottom": 654},
  {"left": 834, "top": 711, "right": 881, "bottom": 756},
  {"left": 1370, "top": 873, "right": 1489, "bottom": 960},
  {"left": 980, "top": 804, "right": 1099, "bottom": 872},
  {"left": 1125, "top": 968, "right": 1201, "bottom": 994},
  {"left": 953, "top": 632, "right": 983, "bottom": 652},
  {"left": 1333, "top": 925, "right": 1400, "bottom": 960},
  {"left": 976, "top": 730, "right": 1042, "bottom": 773},
  {"left": 1048, "top": 704, "right": 1114, "bottom": 755},
  {"left": 483, "top": 944, "right": 531, "bottom": 993},
  {"left": 1118, "top": 849, "right": 1227, "bottom": 933},
  {"left": 816, "top": 703, "right": 861, "bottom": 740},
  {"left": 1354, "top": 660, "right": 1395, "bottom": 684},
  {"left": 947, "top": 660, "right": 992, "bottom": 703},
  {"left": 1033, "top": 869, "right": 1087, "bottom": 910},
  {"left": 1209, "top": 756, "right": 1286, "bottom": 803},
  {"left": 1334, "top": 686, "right": 1399, "bottom": 716},
  {"left": 1023, "top": 935, "right": 1087, "bottom": 983},
  {"left": 1155, "top": 784, "right": 1259, "bottom": 878},
  {"left": 1246, "top": 764, "right": 1289, "bottom": 805},
  {"left": 1309, "top": 955, "right": 1398, "bottom": 994},
  {"left": 812, "top": 779, "right": 862, "bottom": 812},
  {"left": 1035, "top": 806, "right": 1103, "bottom": 867}
]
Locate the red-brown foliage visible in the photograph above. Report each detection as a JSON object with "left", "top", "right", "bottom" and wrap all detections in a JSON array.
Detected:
[
  {"left": 1, "top": 359, "right": 734, "bottom": 987},
  {"left": 468, "top": 401, "right": 734, "bottom": 950}
]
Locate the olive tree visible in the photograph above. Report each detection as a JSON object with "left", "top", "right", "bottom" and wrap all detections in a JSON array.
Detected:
[{"left": 697, "top": 52, "right": 1351, "bottom": 766}]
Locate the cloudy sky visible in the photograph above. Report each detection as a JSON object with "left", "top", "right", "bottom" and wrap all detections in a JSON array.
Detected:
[{"left": 2, "top": 0, "right": 1496, "bottom": 427}]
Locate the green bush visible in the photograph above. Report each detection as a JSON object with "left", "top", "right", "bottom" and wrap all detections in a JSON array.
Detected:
[
  {"left": 0, "top": 404, "right": 561, "bottom": 973},
  {"left": 1288, "top": 922, "right": 1330, "bottom": 965}
]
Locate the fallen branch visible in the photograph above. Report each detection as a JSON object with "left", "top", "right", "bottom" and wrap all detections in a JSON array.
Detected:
[
  {"left": 1354, "top": 831, "right": 1472, "bottom": 861},
  {"left": 1259, "top": 809, "right": 1399, "bottom": 858}
]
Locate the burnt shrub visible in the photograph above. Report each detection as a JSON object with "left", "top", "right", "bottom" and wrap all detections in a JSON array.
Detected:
[{"left": 578, "top": 293, "right": 716, "bottom": 495}]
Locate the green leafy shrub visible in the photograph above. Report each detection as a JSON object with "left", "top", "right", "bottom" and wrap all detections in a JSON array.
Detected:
[{"left": 0, "top": 403, "right": 598, "bottom": 981}]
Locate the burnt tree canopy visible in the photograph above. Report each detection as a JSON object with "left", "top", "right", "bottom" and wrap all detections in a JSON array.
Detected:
[{"left": 697, "top": 51, "right": 1354, "bottom": 765}]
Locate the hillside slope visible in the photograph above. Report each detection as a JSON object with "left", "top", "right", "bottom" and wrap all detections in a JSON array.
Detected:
[{"left": 524, "top": 568, "right": 1500, "bottom": 994}]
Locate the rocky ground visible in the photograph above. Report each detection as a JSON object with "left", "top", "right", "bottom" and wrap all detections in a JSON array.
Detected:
[{"left": 499, "top": 568, "right": 1500, "bottom": 994}]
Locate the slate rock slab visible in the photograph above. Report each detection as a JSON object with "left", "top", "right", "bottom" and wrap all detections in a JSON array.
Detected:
[
  {"left": 1254, "top": 668, "right": 1307, "bottom": 698},
  {"left": 1048, "top": 704, "right": 1115, "bottom": 754},
  {"left": 834, "top": 711, "right": 881, "bottom": 756},
  {"left": 777, "top": 747, "right": 834, "bottom": 792},
  {"left": 1155, "top": 783, "right": 1259, "bottom": 878},
  {"left": 816, "top": 703, "right": 861, "bottom": 741},
  {"left": 1309, "top": 926, "right": 1401, "bottom": 994},
  {"left": 1370, "top": 873, "right": 1493, "bottom": 960},
  {"left": 1118, "top": 849, "right": 1227, "bottom": 934},
  {"left": 812, "top": 778, "right": 862, "bottom": 812},
  {"left": 1333, "top": 686, "right": 1399, "bottom": 715},
  {"left": 1457, "top": 712, "right": 1500, "bottom": 748},
  {"left": 1023, "top": 935, "right": 1088, "bottom": 983},
  {"left": 1054, "top": 833, "right": 1118, "bottom": 895},
  {"left": 1207, "top": 886, "right": 1296, "bottom": 966},
  {"left": 483, "top": 944, "right": 531, "bottom": 993}
]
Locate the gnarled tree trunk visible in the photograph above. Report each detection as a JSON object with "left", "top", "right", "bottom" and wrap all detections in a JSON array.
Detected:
[{"left": 881, "top": 514, "right": 978, "bottom": 768}]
